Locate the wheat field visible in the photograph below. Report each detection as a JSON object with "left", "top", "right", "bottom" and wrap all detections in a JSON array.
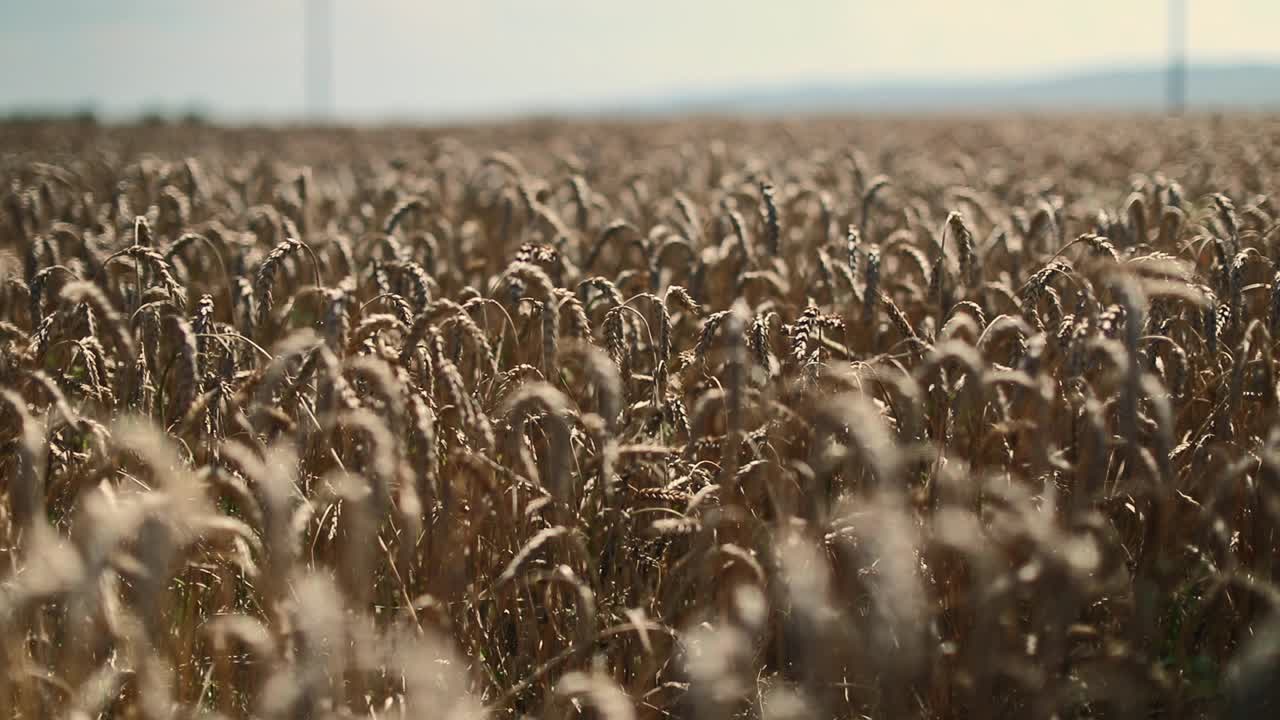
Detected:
[{"left": 2, "top": 115, "right": 1280, "bottom": 718}]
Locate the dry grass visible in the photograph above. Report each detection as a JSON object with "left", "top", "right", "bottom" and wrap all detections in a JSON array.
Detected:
[{"left": 3, "top": 114, "right": 1280, "bottom": 718}]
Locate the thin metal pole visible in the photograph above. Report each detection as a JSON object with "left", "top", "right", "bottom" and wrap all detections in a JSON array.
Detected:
[
  {"left": 304, "top": 0, "right": 333, "bottom": 119},
  {"left": 1168, "top": 0, "right": 1187, "bottom": 114}
]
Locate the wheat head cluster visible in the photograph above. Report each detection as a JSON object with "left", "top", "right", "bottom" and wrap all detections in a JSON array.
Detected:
[{"left": 2, "top": 116, "right": 1280, "bottom": 718}]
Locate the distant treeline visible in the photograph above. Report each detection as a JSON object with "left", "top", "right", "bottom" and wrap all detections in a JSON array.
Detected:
[{"left": 1, "top": 105, "right": 211, "bottom": 126}]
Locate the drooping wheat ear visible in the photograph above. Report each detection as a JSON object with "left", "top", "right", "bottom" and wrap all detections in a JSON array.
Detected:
[
  {"left": 61, "top": 280, "right": 134, "bottom": 361},
  {"left": 504, "top": 381, "right": 574, "bottom": 504},
  {"left": 863, "top": 245, "right": 881, "bottom": 325},
  {"left": 180, "top": 156, "right": 203, "bottom": 200},
  {"left": 693, "top": 309, "right": 731, "bottom": 362},
  {"left": 158, "top": 185, "right": 191, "bottom": 230},
  {"left": 312, "top": 341, "right": 360, "bottom": 414},
  {"left": 1213, "top": 193, "right": 1239, "bottom": 249},
  {"left": 1125, "top": 192, "right": 1148, "bottom": 245},
  {"left": 442, "top": 352, "right": 495, "bottom": 451},
  {"left": 164, "top": 313, "right": 199, "bottom": 425},
  {"left": 560, "top": 340, "right": 622, "bottom": 431},
  {"left": 1, "top": 388, "right": 47, "bottom": 533},
  {"left": 813, "top": 188, "right": 836, "bottom": 244},
  {"left": 384, "top": 196, "right": 429, "bottom": 235},
  {"left": 505, "top": 260, "right": 556, "bottom": 303},
  {"left": 498, "top": 525, "right": 569, "bottom": 585},
  {"left": 578, "top": 275, "right": 626, "bottom": 313},
  {"left": 566, "top": 173, "right": 591, "bottom": 229},
  {"left": 815, "top": 390, "right": 902, "bottom": 491},
  {"left": 860, "top": 175, "right": 891, "bottom": 237},
  {"left": 387, "top": 259, "right": 435, "bottom": 309},
  {"left": 253, "top": 237, "right": 302, "bottom": 327},
  {"left": 1028, "top": 202, "right": 1058, "bottom": 251},
  {"left": 332, "top": 407, "right": 398, "bottom": 512},
  {"left": 1157, "top": 206, "right": 1185, "bottom": 247},
  {"left": 947, "top": 211, "right": 976, "bottom": 283},
  {"left": 400, "top": 301, "right": 453, "bottom": 366},
  {"left": 47, "top": 218, "right": 95, "bottom": 264},
  {"left": 1083, "top": 233, "right": 1119, "bottom": 261},
  {"left": 279, "top": 212, "right": 305, "bottom": 245},
  {"left": 930, "top": 236, "right": 951, "bottom": 323},
  {"left": 372, "top": 257, "right": 392, "bottom": 296},
  {"left": 760, "top": 180, "right": 780, "bottom": 256},
  {"left": 347, "top": 355, "right": 406, "bottom": 430},
  {"left": 790, "top": 303, "right": 819, "bottom": 364},
  {"left": 888, "top": 235, "right": 931, "bottom": 283},
  {"left": 603, "top": 305, "right": 630, "bottom": 378},
  {"left": 1241, "top": 200, "right": 1273, "bottom": 232},
  {"left": 583, "top": 219, "right": 641, "bottom": 272},
  {"left": 946, "top": 299, "right": 988, "bottom": 331},
  {"left": 556, "top": 289, "right": 591, "bottom": 339},
  {"left": 541, "top": 296, "right": 560, "bottom": 380},
  {"left": 349, "top": 313, "right": 406, "bottom": 355},
  {"left": 24, "top": 231, "right": 51, "bottom": 284},
  {"left": 27, "top": 263, "right": 74, "bottom": 326},
  {"left": 405, "top": 230, "right": 440, "bottom": 278},
  {"left": 153, "top": 254, "right": 187, "bottom": 309},
  {"left": 20, "top": 372, "right": 70, "bottom": 440},
  {"left": 748, "top": 310, "right": 778, "bottom": 374},
  {"left": 661, "top": 284, "right": 699, "bottom": 373},
  {"left": 162, "top": 231, "right": 208, "bottom": 264},
  {"left": 674, "top": 191, "right": 702, "bottom": 242},
  {"left": 79, "top": 337, "right": 114, "bottom": 406},
  {"left": 362, "top": 231, "right": 405, "bottom": 271},
  {"left": 444, "top": 303, "right": 500, "bottom": 378},
  {"left": 367, "top": 290, "right": 415, "bottom": 326},
  {"left": 533, "top": 203, "right": 575, "bottom": 256},
  {"left": 1229, "top": 251, "right": 1250, "bottom": 334},
  {"left": 515, "top": 180, "right": 542, "bottom": 224},
  {"left": 725, "top": 207, "right": 754, "bottom": 264},
  {"left": 406, "top": 389, "right": 439, "bottom": 505},
  {"left": 103, "top": 245, "right": 187, "bottom": 308},
  {"left": 881, "top": 291, "right": 922, "bottom": 350},
  {"left": 218, "top": 440, "right": 300, "bottom": 625},
  {"left": 430, "top": 336, "right": 466, "bottom": 407},
  {"left": 653, "top": 234, "right": 694, "bottom": 285},
  {"left": 228, "top": 274, "right": 253, "bottom": 330},
  {"left": 664, "top": 284, "right": 699, "bottom": 315},
  {"left": 1020, "top": 258, "right": 1071, "bottom": 330},
  {"left": 1113, "top": 277, "right": 1147, "bottom": 454}
]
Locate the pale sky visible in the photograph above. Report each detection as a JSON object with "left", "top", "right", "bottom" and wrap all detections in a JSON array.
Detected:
[{"left": 2, "top": 0, "right": 1278, "bottom": 120}]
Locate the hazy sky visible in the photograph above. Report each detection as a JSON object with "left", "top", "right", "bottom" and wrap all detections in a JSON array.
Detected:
[{"left": 2, "top": 0, "right": 1279, "bottom": 120}]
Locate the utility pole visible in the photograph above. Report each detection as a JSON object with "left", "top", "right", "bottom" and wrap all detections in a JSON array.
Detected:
[
  {"left": 1168, "top": 0, "right": 1187, "bottom": 114},
  {"left": 304, "top": 0, "right": 333, "bottom": 120}
]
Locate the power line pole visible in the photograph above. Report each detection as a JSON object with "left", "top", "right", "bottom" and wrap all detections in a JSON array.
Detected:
[
  {"left": 304, "top": 0, "right": 333, "bottom": 120},
  {"left": 1168, "top": 0, "right": 1187, "bottom": 114}
]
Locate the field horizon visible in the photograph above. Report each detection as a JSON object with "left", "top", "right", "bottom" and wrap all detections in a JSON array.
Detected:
[{"left": 8, "top": 61, "right": 1280, "bottom": 125}]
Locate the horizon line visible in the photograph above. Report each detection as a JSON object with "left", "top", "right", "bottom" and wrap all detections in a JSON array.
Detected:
[{"left": 6, "top": 57, "right": 1280, "bottom": 125}]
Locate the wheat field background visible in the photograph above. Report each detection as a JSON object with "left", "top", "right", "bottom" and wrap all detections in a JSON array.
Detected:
[{"left": 2, "top": 115, "right": 1280, "bottom": 718}]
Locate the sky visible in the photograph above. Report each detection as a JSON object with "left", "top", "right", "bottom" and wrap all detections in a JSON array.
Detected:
[{"left": 2, "top": 0, "right": 1279, "bottom": 121}]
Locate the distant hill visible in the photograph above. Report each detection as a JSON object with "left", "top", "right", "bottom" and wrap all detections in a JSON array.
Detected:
[{"left": 601, "top": 64, "right": 1280, "bottom": 115}]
